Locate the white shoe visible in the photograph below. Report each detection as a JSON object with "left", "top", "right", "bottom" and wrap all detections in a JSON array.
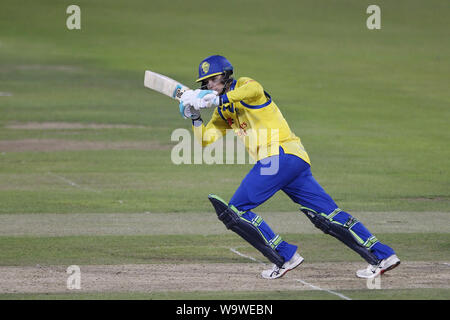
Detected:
[
  {"left": 356, "top": 254, "right": 401, "bottom": 279},
  {"left": 261, "top": 252, "right": 304, "bottom": 279}
]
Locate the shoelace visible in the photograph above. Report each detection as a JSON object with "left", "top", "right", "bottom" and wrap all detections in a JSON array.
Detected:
[
  {"left": 271, "top": 265, "right": 281, "bottom": 276},
  {"left": 369, "top": 262, "right": 382, "bottom": 273}
]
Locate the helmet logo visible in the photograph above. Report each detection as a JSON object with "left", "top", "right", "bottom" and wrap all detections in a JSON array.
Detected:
[{"left": 201, "top": 62, "right": 210, "bottom": 75}]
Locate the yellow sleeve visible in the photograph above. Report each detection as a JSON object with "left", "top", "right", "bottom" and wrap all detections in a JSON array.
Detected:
[
  {"left": 192, "top": 108, "right": 229, "bottom": 147},
  {"left": 224, "top": 77, "right": 266, "bottom": 105}
]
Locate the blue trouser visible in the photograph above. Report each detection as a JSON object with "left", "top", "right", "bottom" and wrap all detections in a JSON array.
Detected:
[{"left": 229, "top": 147, "right": 395, "bottom": 263}]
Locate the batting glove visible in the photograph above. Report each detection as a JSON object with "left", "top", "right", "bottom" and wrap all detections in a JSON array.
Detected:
[
  {"left": 180, "top": 89, "right": 201, "bottom": 107},
  {"left": 207, "top": 95, "right": 222, "bottom": 108},
  {"left": 192, "top": 90, "right": 218, "bottom": 110},
  {"left": 179, "top": 101, "right": 201, "bottom": 120}
]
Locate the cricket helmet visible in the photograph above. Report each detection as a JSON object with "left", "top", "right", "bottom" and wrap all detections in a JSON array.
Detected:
[{"left": 196, "top": 55, "right": 233, "bottom": 83}]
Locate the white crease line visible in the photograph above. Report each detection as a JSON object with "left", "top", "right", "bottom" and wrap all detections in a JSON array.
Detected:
[
  {"left": 229, "top": 247, "right": 352, "bottom": 300},
  {"left": 48, "top": 172, "right": 100, "bottom": 193},
  {"left": 294, "top": 279, "right": 352, "bottom": 300},
  {"left": 229, "top": 248, "right": 267, "bottom": 265}
]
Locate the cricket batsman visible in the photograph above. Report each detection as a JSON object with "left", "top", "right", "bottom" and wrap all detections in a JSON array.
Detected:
[{"left": 179, "top": 55, "right": 400, "bottom": 279}]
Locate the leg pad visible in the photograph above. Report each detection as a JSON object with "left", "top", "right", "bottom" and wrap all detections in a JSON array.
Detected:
[
  {"left": 300, "top": 207, "right": 380, "bottom": 265},
  {"left": 208, "top": 194, "right": 285, "bottom": 267}
]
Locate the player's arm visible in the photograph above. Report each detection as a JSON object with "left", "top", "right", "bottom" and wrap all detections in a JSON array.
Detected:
[
  {"left": 181, "top": 78, "right": 267, "bottom": 111},
  {"left": 220, "top": 77, "right": 266, "bottom": 106},
  {"left": 195, "top": 78, "right": 267, "bottom": 109},
  {"left": 179, "top": 90, "right": 228, "bottom": 147},
  {"left": 192, "top": 109, "right": 229, "bottom": 147}
]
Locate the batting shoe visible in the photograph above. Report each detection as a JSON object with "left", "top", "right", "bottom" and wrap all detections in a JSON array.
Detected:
[
  {"left": 356, "top": 254, "right": 401, "bottom": 279},
  {"left": 261, "top": 252, "right": 304, "bottom": 279}
]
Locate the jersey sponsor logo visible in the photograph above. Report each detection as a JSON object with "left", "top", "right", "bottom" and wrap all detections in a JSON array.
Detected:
[{"left": 238, "top": 122, "right": 248, "bottom": 136}]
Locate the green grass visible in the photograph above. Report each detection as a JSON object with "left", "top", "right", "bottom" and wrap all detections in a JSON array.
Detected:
[
  {"left": 0, "top": 288, "right": 448, "bottom": 300},
  {"left": 0, "top": 233, "right": 448, "bottom": 266},
  {"left": 0, "top": 0, "right": 448, "bottom": 300},
  {"left": 0, "top": 149, "right": 448, "bottom": 213},
  {"left": 1, "top": 0, "right": 449, "bottom": 213}
]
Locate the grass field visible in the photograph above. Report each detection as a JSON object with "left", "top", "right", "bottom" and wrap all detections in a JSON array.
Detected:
[{"left": 0, "top": 0, "right": 449, "bottom": 301}]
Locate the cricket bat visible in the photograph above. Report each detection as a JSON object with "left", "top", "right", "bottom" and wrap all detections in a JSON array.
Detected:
[{"left": 144, "top": 70, "right": 190, "bottom": 101}]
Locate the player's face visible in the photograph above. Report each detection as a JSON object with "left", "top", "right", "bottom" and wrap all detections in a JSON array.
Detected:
[{"left": 205, "top": 74, "right": 225, "bottom": 93}]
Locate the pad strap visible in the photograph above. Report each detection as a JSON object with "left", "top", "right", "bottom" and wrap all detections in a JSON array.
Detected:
[
  {"left": 300, "top": 206, "right": 380, "bottom": 265},
  {"left": 209, "top": 194, "right": 285, "bottom": 267}
]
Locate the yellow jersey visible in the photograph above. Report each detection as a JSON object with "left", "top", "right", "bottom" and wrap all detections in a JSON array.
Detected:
[{"left": 192, "top": 77, "right": 310, "bottom": 164}]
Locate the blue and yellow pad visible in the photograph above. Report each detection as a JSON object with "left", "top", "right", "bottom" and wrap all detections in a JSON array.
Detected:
[
  {"left": 300, "top": 206, "right": 380, "bottom": 265},
  {"left": 208, "top": 194, "right": 285, "bottom": 267}
]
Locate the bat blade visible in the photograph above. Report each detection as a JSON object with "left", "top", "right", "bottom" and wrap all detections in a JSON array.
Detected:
[{"left": 144, "top": 70, "right": 190, "bottom": 101}]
